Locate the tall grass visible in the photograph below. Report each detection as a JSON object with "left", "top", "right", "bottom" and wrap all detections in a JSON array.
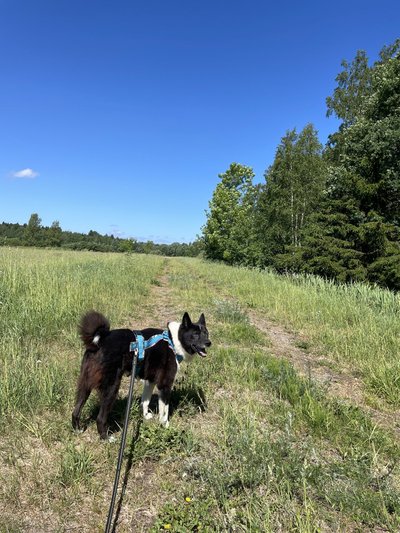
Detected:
[
  {"left": 181, "top": 259, "right": 400, "bottom": 406},
  {"left": 1, "top": 251, "right": 399, "bottom": 531},
  {"left": 0, "top": 247, "right": 164, "bottom": 419},
  {"left": 150, "top": 258, "right": 400, "bottom": 531}
]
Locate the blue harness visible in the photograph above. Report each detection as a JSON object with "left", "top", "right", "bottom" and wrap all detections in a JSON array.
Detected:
[{"left": 129, "top": 330, "right": 184, "bottom": 375}]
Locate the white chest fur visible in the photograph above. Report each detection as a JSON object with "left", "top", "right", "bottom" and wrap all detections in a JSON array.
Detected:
[{"left": 167, "top": 321, "right": 195, "bottom": 363}]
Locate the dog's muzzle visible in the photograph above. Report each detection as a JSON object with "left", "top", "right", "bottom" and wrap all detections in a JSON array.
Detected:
[{"left": 192, "top": 341, "right": 211, "bottom": 357}]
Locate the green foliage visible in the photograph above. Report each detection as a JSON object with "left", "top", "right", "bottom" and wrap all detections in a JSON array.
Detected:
[
  {"left": 47, "top": 220, "right": 62, "bottom": 247},
  {"left": 368, "top": 252, "right": 400, "bottom": 291},
  {"left": 131, "top": 424, "right": 195, "bottom": 463},
  {"left": 304, "top": 46, "right": 400, "bottom": 289},
  {"left": 24, "top": 213, "right": 42, "bottom": 246},
  {"left": 200, "top": 40, "right": 400, "bottom": 292},
  {"left": 153, "top": 497, "right": 217, "bottom": 532},
  {"left": 58, "top": 442, "right": 95, "bottom": 487},
  {"left": 0, "top": 215, "right": 202, "bottom": 257},
  {"left": 326, "top": 49, "right": 372, "bottom": 126},
  {"left": 256, "top": 124, "right": 326, "bottom": 268},
  {"left": 296, "top": 194, "right": 367, "bottom": 283},
  {"left": 202, "top": 163, "right": 259, "bottom": 265}
]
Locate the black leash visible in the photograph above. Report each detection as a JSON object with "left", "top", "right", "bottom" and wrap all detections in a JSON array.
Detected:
[{"left": 105, "top": 348, "right": 139, "bottom": 533}]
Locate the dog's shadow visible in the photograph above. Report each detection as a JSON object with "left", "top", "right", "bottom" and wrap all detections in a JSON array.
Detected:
[
  {"left": 169, "top": 385, "right": 207, "bottom": 416},
  {"left": 84, "top": 397, "right": 139, "bottom": 436},
  {"left": 84, "top": 385, "right": 207, "bottom": 436},
  {"left": 140, "top": 384, "right": 207, "bottom": 421}
]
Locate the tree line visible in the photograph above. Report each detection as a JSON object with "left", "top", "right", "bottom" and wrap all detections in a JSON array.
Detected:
[
  {"left": 0, "top": 214, "right": 203, "bottom": 257},
  {"left": 202, "top": 40, "right": 400, "bottom": 290}
]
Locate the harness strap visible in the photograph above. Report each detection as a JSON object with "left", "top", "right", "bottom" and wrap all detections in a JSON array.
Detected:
[{"left": 129, "top": 330, "right": 184, "bottom": 365}]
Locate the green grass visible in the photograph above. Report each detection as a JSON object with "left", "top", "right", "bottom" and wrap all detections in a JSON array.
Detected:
[
  {"left": 1, "top": 249, "right": 400, "bottom": 532},
  {"left": 0, "top": 247, "right": 164, "bottom": 419},
  {"left": 58, "top": 442, "right": 96, "bottom": 488},
  {"left": 151, "top": 259, "right": 400, "bottom": 532},
  {"left": 180, "top": 258, "right": 400, "bottom": 406}
]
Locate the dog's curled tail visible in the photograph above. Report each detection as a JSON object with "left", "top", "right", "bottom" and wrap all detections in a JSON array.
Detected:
[{"left": 79, "top": 310, "right": 110, "bottom": 348}]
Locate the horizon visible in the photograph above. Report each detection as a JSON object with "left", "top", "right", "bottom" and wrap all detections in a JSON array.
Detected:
[{"left": 1, "top": 1, "right": 399, "bottom": 244}]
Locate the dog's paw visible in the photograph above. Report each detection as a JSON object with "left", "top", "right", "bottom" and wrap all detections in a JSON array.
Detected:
[
  {"left": 160, "top": 419, "right": 169, "bottom": 428},
  {"left": 106, "top": 435, "right": 117, "bottom": 443},
  {"left": 73, "top": 428, "right": 84, "bottom": 435},
  {"left": 144, "top": 412, "right": 154, "bottom": 421}
]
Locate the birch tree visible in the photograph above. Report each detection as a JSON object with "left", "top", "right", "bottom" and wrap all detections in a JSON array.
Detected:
[{"left": 256, "top": 125, "right": 326, "bottom": 267}]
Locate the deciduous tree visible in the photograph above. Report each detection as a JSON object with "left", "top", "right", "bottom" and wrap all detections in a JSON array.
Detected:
[
  {"left": 202, "top": 163, "right": 258, "bottom": 264},
  {"left": 256, "top": 124, "right": 326, "bottom": 268}
]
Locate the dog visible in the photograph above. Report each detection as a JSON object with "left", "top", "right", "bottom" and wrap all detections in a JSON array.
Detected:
[{"left": 72, "top": 310, "right": 211, "bottom": 439}]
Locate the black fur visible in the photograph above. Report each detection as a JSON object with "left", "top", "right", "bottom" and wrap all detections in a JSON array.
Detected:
[{"left": 72, "top": 310, "right": 211, "bottom": 439}]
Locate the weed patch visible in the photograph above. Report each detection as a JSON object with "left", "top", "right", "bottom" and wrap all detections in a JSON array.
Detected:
[
  {"left": 367, "top": 362, "right": 400, "bottom": 405},
  {"left": 213, "top": 298, "right": 249, "bottom": 324},
  {"left": 153, "top": 496, "right": 218, "bottom": 532},
  {"left": 262, "top": 358, "right": 398, "bottom": 456},
  {"left": 131, "top": 424, "right": 197, "bottom": 463},
  {"left": 58, "top": 442, "right": 96, "bottom": 487}
]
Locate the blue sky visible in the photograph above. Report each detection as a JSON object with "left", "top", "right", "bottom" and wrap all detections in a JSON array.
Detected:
[{"left": 1, "top": 1, "right": 399, "bottom": 243}]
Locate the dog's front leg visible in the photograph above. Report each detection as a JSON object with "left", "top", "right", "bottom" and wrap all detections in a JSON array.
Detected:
[
  {"left": 158, "top": 389, "right": 171, "bottom": 428},
  {"left": 141, "top": 380, "right": 155, "bottom": 420}
]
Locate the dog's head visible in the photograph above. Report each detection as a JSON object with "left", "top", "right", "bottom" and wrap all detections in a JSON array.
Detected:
[{"left": 179, "top": 312, "right": 211, "bottom": 357}]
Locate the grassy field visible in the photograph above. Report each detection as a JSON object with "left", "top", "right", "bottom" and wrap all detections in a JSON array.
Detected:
[
  {"left": 0, "top": 248, "right": 399, "bottom": 532},
  {"left": 187, "top": 260, "right": 400, "bottom": 407}
]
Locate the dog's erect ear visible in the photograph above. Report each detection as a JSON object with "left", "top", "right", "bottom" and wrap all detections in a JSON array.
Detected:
[
  {"left": 198, "top": 313, "right": 206, "bottom": 325},
  {"left": 182, "top": 312, "right": 192, "bottom": 329}
]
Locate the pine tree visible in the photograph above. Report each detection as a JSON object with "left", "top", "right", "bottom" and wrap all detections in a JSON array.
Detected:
[{"left": 303, "top": 41, "right": 400, "bottom": 288}]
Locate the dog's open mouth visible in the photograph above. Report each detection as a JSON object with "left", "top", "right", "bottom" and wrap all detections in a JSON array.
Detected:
[{"left": 192, "top": 345, "right": 207, "bottom": 357}]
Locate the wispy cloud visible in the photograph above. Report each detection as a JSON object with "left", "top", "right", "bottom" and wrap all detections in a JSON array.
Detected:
[
  {"left": 109, "top": 225, "right": 125, "bottom": 237},
  {"left": 137, "top": 234, "right": 174, "bottom": 244},
  {"left": 12, "top": 168, "right": 39, "bottom": 179}
]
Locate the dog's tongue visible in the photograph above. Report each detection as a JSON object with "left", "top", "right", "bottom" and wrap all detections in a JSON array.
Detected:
[{"left": 193, "top": 345, "right": 207, "bottom": 357}]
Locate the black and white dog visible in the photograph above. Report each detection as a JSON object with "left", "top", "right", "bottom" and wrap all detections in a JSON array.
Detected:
[{"left": 72, "top": 310, "right": 211, "bottom": 439}]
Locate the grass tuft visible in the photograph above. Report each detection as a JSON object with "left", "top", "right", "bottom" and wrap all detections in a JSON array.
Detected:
[
  {"left": 59, "top": 442, "right": 96, "bottom": 487},
  {"left": 213, "top": 298, "right": 249, "bottom": 324}
]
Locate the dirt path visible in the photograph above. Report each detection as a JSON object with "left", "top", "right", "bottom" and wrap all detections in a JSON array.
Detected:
[
  {"left": 177, "top": 258, "right": 400, "bottom": 437},
  {"left": 248, "top": 310, "right": 400, "bottom": 437},
  {"left": 135, "top": 260, "right": 180, "bottom": 329},
  {"left": 115, "top": 258, "right": 182, "bottom": 532}
]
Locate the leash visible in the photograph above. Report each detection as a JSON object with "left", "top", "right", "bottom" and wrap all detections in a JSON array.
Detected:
[
  {"left": 104, "top": 329, "right": 179, "bottom": 532},
  {"left": 104, "top": 346, "right": 139, "bottom": 533}
]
